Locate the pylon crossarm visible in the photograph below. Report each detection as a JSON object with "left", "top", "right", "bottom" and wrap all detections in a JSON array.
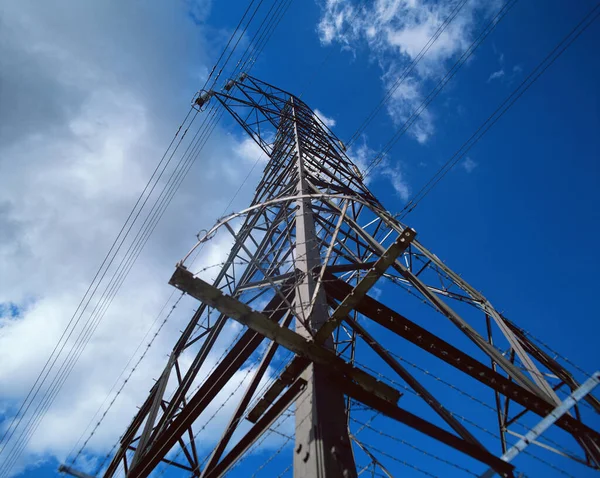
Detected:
[{"left": 169, "top": 265, "right": 400, "bottom": 404}]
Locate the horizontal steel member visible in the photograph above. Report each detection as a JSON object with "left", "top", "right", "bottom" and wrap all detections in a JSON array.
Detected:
[{"left": 169, "top": 265, "right": 400, "bottom": 405}]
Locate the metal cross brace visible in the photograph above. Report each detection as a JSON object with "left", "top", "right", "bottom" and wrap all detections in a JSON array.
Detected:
[{"left": 479, "top": 371, "right": 600, "bottom": 478}]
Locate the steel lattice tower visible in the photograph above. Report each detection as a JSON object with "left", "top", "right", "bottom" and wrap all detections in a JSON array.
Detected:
[{"left": 96, "top": 75, "right": 600, "bottom": 478}]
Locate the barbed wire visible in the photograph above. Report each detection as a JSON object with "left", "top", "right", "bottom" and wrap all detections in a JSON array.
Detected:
[
  {"left": 446, "top": 411, "right": 577, "bottom": 478},
  {"left": 354, "top": 439, "right": 438, "bottom": 478},
  {"left": 153, "top": 364, "right": 257, "bottom": 478},
  {"left": 351, "top": 417, "right": 478, "bottom": 476}
]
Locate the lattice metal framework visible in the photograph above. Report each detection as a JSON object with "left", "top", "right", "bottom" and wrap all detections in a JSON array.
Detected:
[{"left": 99, "top": 75, "right": 600, "bottom": 478}]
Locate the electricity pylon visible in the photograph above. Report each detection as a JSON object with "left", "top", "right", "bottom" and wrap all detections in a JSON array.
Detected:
[{"left": 98, "top": 75, "right": 600, "bottom": 478}]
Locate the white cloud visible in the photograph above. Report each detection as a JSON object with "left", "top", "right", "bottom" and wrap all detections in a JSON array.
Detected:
[
  {"left": 347, "top": 138, "right": 374, "bottom": 179},
  {"left": 317, "top": 0, "right": 502, "bottom": 143},
  {"left": 234, "top": 136, "right": 269, "bottom": 164},
  {"left": 0, "top": 0, "right": 279, "bottom": 475},
  {"left": 461, "top": 157, "right": 478, "bottom": 173},
  {"left": 382, "top": 165, "right": 411, "bottom": 201},
  {"left": 487, "top": 69, "right": 505, "bottom": 82},
  {"left": 347, "top": 137, "right": 412, "bottom": 200},
  {"left": 314, "top": 108, "right": 337, "bottom": 128}
]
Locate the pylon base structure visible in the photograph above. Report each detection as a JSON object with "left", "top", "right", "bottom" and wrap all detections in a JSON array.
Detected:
[{"left": 99, "top": 76, "right": 600, "bottom": 478}]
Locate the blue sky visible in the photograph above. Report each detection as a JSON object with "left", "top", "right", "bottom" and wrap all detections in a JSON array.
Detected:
[{"left": 1, "top": 0, "right": 599, "bottom": 477}]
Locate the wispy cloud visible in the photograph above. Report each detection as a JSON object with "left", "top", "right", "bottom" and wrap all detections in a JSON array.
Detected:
[
  {"left": 487, "top": 69, "right": 505, "bottom": 82},
  {"left": 347, "top": 137, "right": 411, "bottom": 202},
  {"left": 461, "top": 157, "right": 478, "bottom": 173},
  {"left": 318, "top": 0, "right": 502, "bottom": 143},
  {"left": 314, "top": 108, "right": 336, "bottom": 128},
  {"left": 382, "top": 165, "right": 411, "bottom": 201},
  {"left": 0, "top": 0, "right": 279, "bottom": 474}
]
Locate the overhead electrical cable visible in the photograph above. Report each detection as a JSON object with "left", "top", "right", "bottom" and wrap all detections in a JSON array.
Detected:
[
  {"left": 395, "top": 2, "right": 600, "bottom": 221},
  {"left": 0, "top": 0, "right": 288, "bottom": 474},
  {"left": 0, "top": 106, "right": 197, "bottom": 459},
  {"left": 362, "top": 0, "right": 519, "bottom": 178},
  {"left": 345, "top": 0, "right": 470, "bottom": 148}
]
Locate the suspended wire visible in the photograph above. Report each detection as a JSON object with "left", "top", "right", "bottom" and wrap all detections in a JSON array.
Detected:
[
  {"left": 0, "top": 106, "right": 218, "bottom": 477},
  {"left": 203, "top": 0, "right": 260, "bottom": 89},
  {"left": 65, "top": 291, "right": 185, "bottom": 466},
  {"left": 351, "top": 417, "right": 478, "bottom": 476},
  {"left": 394, "top": 2, "right": 600, "bottom": 221},
  {"left": 299, "top": 0, "right": 367, "bottom": 98},
  {"left": 383, "top": 351, "right": 585, "bottom": 460},
  {"left": 447, "top": 410, "right": 578, "bottom": 478},
  {"left": 0, "top": 111, "right": 200, "bottom": 476},
  {"left": 238, "top": 0, "right": 294, "bottom": 74},
  {"left": 91, "top": 307, "right": 252, "bottom": 476},
  {"left": 207, "top": 0, "right": 267, "bottom": 90},
  {"left": 4, "top": 0, "right": 294, "bottom": 472},
  {"left": 153, "top": 365, "right": 257, "bottom": 478},
  {"left": 150, "top": 333, "right": 297, "bottom": 477},
  {"left": 233, "top": 0, "right": 284, "bottom": 74},
  {"left": 516, "top": 328, "right": 595, "bottom": 380},
  {"left": 345, "top": 0, "right": 470, "bottom": 148},
  {"left": 98, "top": 4, "right": 297, "bottom": 466},
  {"left": 5, "top": 0, "right": 294, "bottom": 468},
  {"left": 354, "top": 439, "right": 439, "bottom": 478},
  {"left": 362, "top": 0, "right": 519, "bottom": 178},
  {"left": 0, "top": 106, "right": 193, "bottom": 458},
  {"left": 0, "top": 1, "right": 287, "bottom": 474}
]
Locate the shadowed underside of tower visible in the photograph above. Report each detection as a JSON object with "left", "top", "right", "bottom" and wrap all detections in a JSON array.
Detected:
[{"left": 99, "top": 75, "right": 600, "bottom": 478}]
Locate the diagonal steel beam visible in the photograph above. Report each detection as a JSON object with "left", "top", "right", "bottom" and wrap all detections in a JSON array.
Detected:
[
  {"left": 169, "top": 265, "right": 400, "bottom": 404},
  {"left": 335, "top": 372, "right": 516, "bottom": 477},
  {"left": 324, "top": 275, "right": 600, "bottom": 447},
  {"left": 313, "top": 227, "right": 416, "bottom": 343},
  {"left": 200, "top": 311, "right": 294, "bottom": 477},
  {"left": 203, "top": 378, "right": 306, "bottom": 478},
  {"left": 345, "top": 314, "right": 485, "bottom": 450},
  {"left": 125, "top": 284, "right": 292, "bottom": 478}
]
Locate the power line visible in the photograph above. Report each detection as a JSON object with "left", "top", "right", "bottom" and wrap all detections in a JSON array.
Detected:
[
  {"left": 0, "top": 107, "right": 196, "bottom": 463},
  {"left": 345, "top": 0, "right": 470, "bottom": 149},
  {"left": 64, "top": 3, "right": 298, "bottom": 469},
  {"left": 396, "top": 2, "right": 600, "bottom": 221},
  {"left": 362, "top": 0, "right": 519, "bottom": 178},
  {"left": 70, "top": 0, "right": 294, "bottom": 465},
  {"left": 65, "top": 291, "right": 184, "bottom": 467},
  {"left": 0, "top": 1, "right": 286, "bottom": 473}
]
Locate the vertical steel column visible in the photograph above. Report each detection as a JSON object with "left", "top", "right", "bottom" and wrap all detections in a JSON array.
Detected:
[{"left": 290, "top": 98, "right": 357, "bottom": 478}]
